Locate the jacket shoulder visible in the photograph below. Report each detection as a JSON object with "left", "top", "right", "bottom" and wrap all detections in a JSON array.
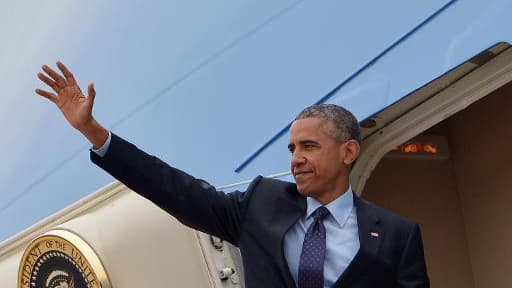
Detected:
[
  {"left": 250, "top": 176, "right": 298, "bottom": 196},
  {"left": 356, "top": 196, "right": 417, "bottom": 229}
]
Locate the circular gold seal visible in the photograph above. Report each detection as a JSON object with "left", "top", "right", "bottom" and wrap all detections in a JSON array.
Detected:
[{"left": 18, "top": 229, "right": 111, "bottom": 288}]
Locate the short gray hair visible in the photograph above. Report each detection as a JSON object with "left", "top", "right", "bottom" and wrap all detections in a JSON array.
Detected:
[{"left": 294, "top": 104, "right": 361, "bottom": 143}]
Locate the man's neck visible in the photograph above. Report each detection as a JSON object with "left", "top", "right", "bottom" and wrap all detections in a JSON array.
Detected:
[{"left": 313, "top": 183, "right": 351, "bottom": 205}]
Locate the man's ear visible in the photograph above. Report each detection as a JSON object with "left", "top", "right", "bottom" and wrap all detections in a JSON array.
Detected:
[{"left": 342, "top": 140, "right": 360, "bottom": 165}]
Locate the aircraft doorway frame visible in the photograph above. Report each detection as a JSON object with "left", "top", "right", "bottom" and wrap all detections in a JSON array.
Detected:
[{"left": 352, "top": 42, "right": 512, "bottom": 195}]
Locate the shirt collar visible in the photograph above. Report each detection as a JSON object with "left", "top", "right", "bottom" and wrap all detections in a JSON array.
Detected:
[{"left": 305, "top": 186, "right": 354, "bottom": 228}]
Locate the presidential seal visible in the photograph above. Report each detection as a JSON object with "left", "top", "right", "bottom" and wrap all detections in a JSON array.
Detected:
[{"left": 18, "top": 229, "right": 111, "bottom": 288}]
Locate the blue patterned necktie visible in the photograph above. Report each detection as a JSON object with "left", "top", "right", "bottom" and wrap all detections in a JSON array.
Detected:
[{"left": 298, "top": 206, "right": 330, "bottom": 288}]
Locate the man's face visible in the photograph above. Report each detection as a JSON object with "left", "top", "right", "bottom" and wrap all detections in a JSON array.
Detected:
[{"left": 288, "top": 117, "right": 355, "bottom": 201}]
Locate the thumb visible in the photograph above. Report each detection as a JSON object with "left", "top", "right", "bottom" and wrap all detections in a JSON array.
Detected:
[{"left": 87, "top": 83, "right": 96, "bottom": 102}]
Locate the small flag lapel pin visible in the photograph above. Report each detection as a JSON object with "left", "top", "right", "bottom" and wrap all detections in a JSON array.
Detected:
[{"left": 370, "top": 232, "right": 379, "bottom": 238}]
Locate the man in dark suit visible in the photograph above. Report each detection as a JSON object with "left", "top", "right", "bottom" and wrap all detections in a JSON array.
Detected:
[{"left": 36, "top": 62, "right": 429, "bottom": 288}]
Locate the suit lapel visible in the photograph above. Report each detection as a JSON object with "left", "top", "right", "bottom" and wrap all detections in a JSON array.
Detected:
[
  {"left": 333, "top": 195, "right": 383, "bottom": 287},
  {"left": 355, "top": 195, "right": 382, "bottom": 257},
  {"left": 270, "top": 189, "right": 306, "bottom": 288}
]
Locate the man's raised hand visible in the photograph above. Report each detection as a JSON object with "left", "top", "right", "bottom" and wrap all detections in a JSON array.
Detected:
[
  {"left": 36, "top": 61, "right": 109, "bottom": 149},
  {"left": 36, "top": 61, "right": 96, "bottom": 130}
]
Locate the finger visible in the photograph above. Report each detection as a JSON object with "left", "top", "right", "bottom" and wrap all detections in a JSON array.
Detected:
[
  {"left": 37, "top": 72, "right": 60, "bottom": 93},
  {"left": 87, "top": 83, "right": 96, "bottom": 102},
  {"left": 42, "top": 64, "right": 67, "bottom": 87},
  {"left": 56, "top": 61, "right": 77, "bottom": 85},
  {"left": 35, "top": 88, "right": 58, "bottom": 103}
]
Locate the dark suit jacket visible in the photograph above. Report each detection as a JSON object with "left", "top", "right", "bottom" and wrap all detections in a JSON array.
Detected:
[{"left": 91, "top": 133, "right": 429, "bottom": 288}]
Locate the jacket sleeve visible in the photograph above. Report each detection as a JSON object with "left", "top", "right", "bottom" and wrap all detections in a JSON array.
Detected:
[
  {"left": 90, "top": 133, "right": 257, "bottom": 246},
  {"left": 395, "top": 224, "right": 430, "bottom": 287}
]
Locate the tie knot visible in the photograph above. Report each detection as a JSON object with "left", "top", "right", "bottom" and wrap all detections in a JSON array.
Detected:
[{"left": 312, "top": 206, "right": 330, "bottom": 220}]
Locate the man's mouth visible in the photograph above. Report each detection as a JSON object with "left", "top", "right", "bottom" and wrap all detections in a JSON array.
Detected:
[{"left": 294, "top": 171, "right": 313, "bottom": 178}]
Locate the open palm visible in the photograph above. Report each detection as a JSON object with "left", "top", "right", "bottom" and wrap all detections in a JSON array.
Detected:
[{"left": 36, "top": 62, "right": 96, "bottom": 130}]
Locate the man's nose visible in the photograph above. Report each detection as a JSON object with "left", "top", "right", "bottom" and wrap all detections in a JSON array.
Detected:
[{"left": 291, "top": 151, "right": 306, "bottom": 168}]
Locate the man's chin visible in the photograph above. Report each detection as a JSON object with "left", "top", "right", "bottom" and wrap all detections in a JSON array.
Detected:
[{"left": 296, "top": 186, "right": 314, "bottom": 197}]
